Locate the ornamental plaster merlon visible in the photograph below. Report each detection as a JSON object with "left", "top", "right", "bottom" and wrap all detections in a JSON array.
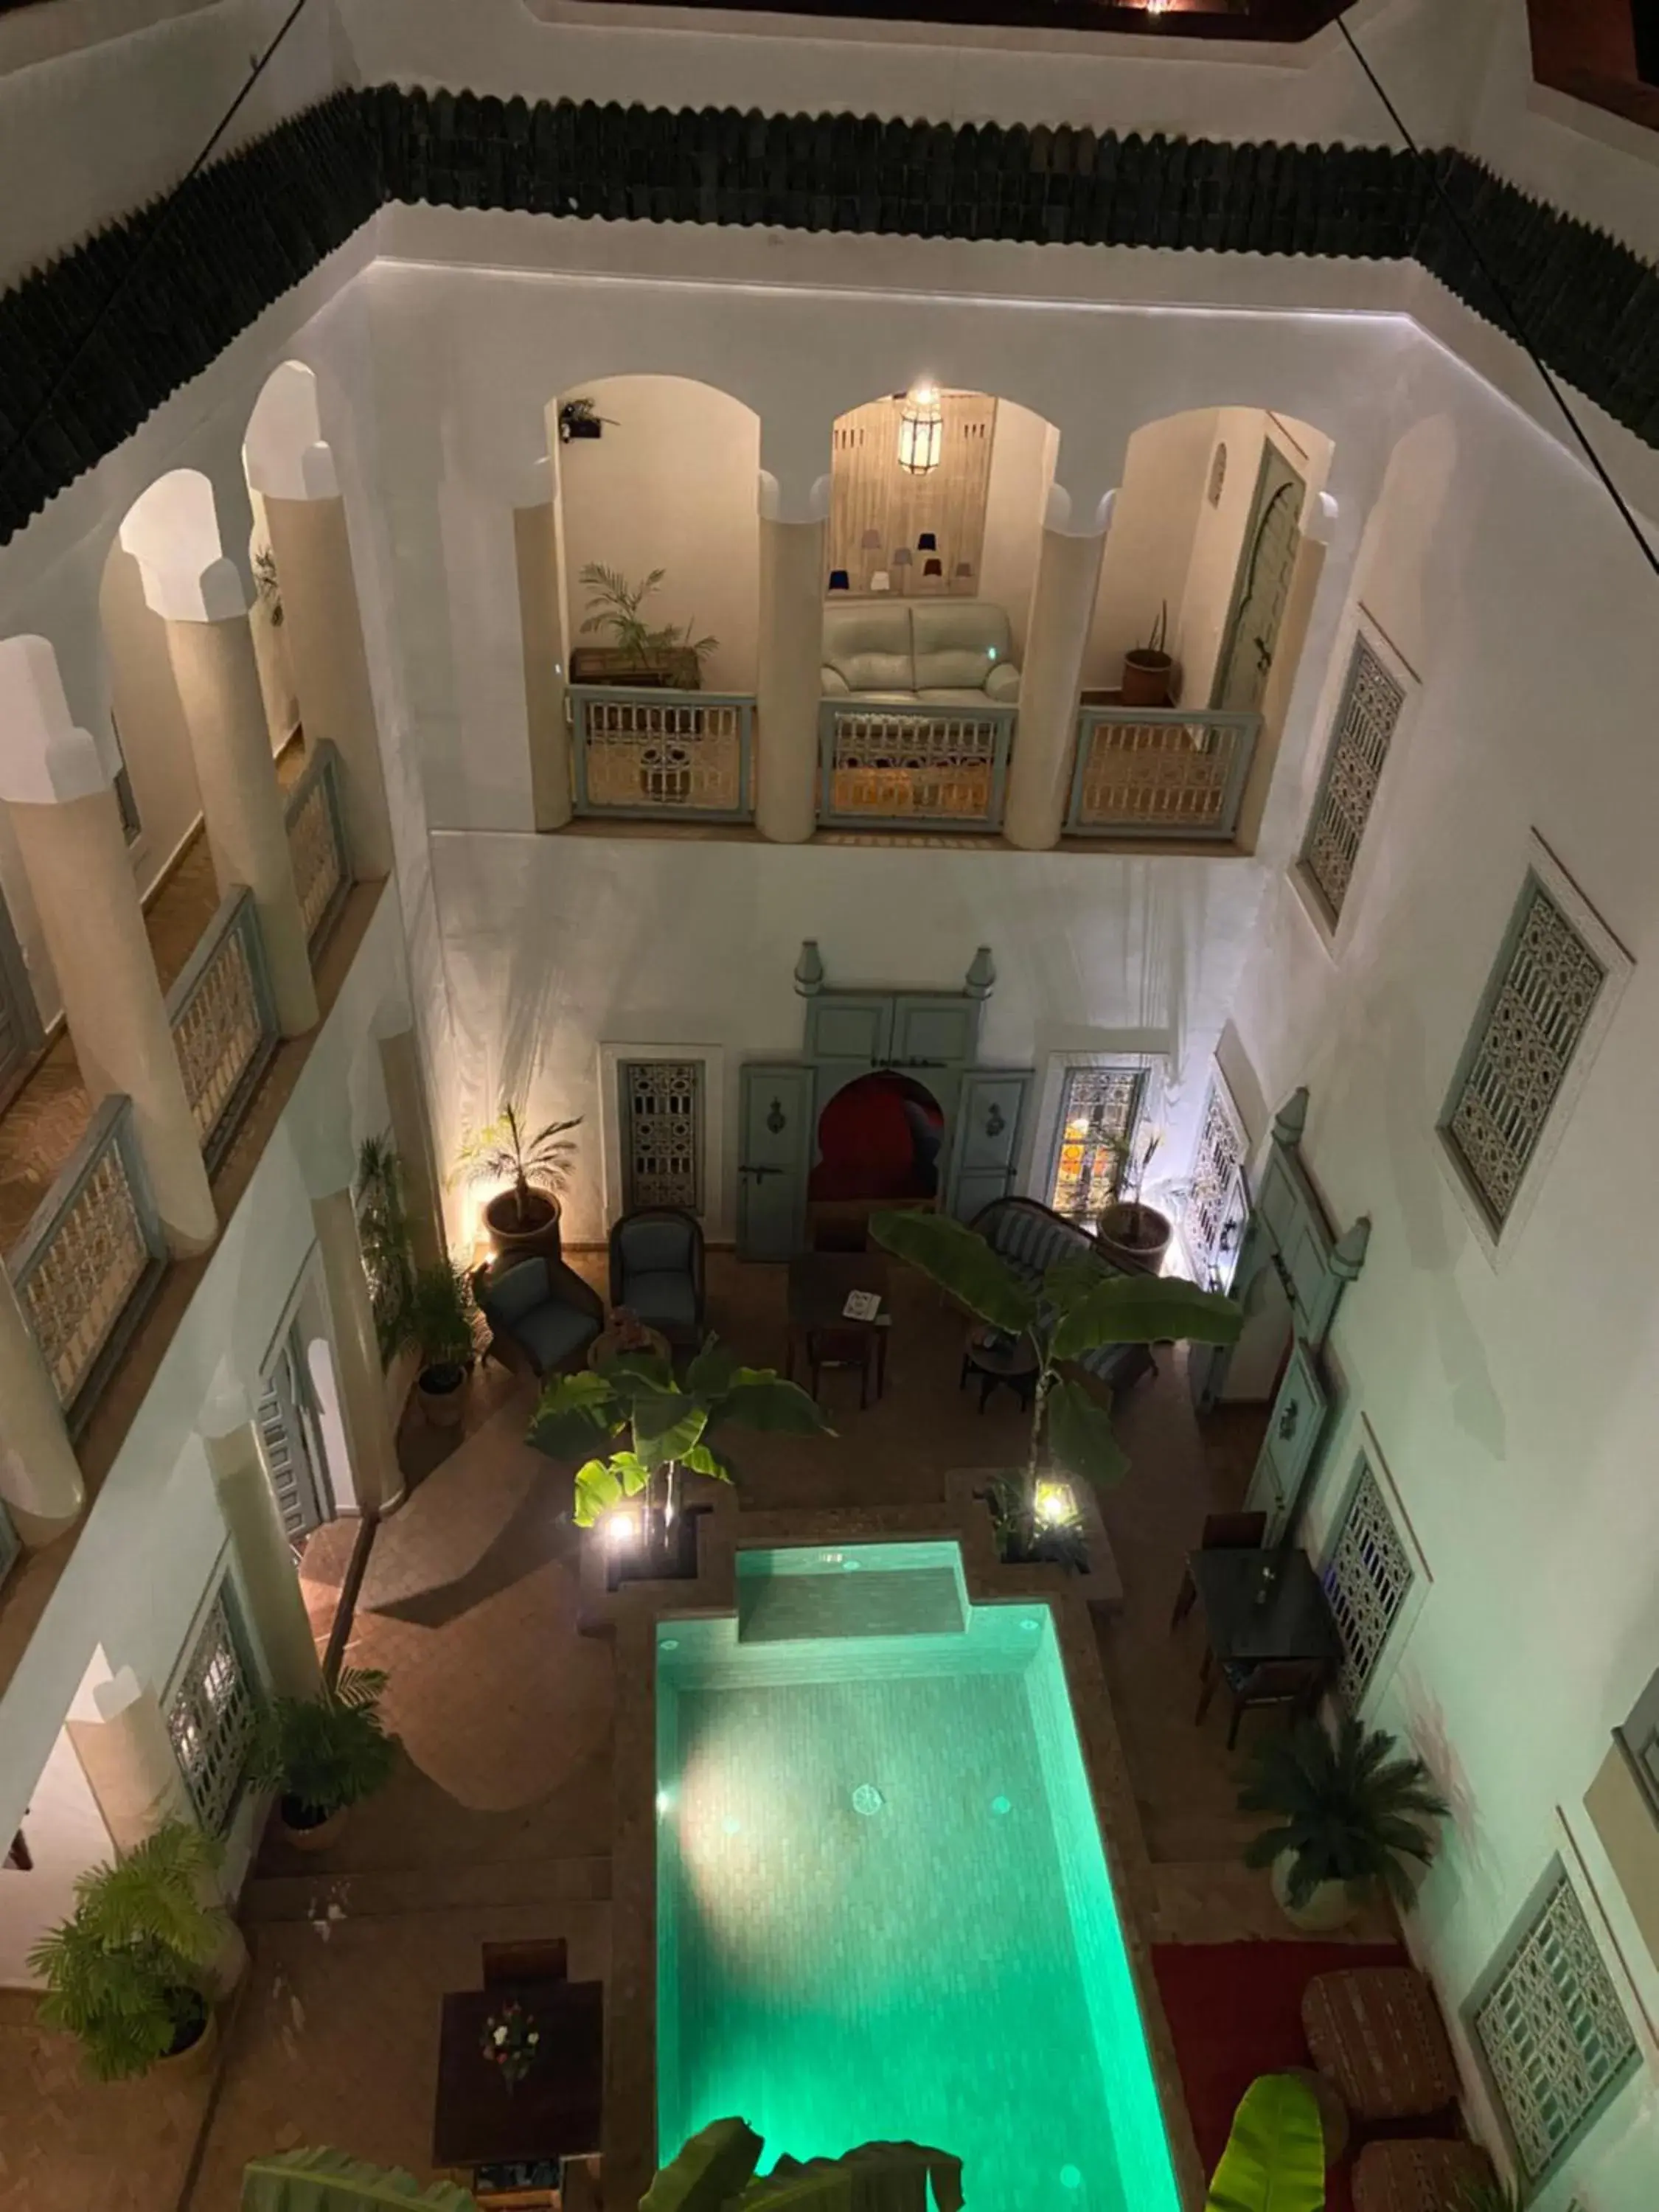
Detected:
[{"left": 0, "top": 633, "right": 113, "bottom": 804}]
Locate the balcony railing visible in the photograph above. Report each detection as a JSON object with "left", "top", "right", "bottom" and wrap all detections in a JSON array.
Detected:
[
  {"left": 8, "top": 1095, "right": 167, "bottom": 1432},
  {"left": 165, "top": 887, "right": 279, "bottom": 1171},
  {"left": 817, "top": 702, "right": 1014, "bottom": 831},
  {"left": 285, "top": 741, "right": 351, "bottom": 950},
  {"left": 569, "top": 688, "right": 754, "bottom": 821},
  {"left": 1066, "top": 707, "right": 1261, "bottom": 841}
]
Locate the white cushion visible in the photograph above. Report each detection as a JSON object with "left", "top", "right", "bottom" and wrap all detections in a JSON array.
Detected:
[
  {"left": 916, "top": 688, "right": 1006, "bottom": 709},
  {"left": 984, "top": 661, "right": 1021, "bottom": 703},
  {"left": 911, "top": 601, "right": 1014, "bottom": 691},
  {"left": 821, "top": 602, "right": 915, "bottom": 693}
]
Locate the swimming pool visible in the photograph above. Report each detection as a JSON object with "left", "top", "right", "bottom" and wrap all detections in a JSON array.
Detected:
[{"left": 654, "top": 1542, "right": 1180, "bottom": 2211}]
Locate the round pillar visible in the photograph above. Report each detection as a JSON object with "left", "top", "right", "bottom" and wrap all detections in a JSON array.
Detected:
[
  {"left": 262, "top": 488, "right": 394, "bottom": 880},
  {"left": 754, "top": 490, "right": 827, "bottom": 844},
  {"left": 0, "top": 636, "right": 216, "bottom": 1257},
  {"left": 0, "top": 1268, "right": 84, "bottom": 1543},
  {"left": 166, "top": 609, "right": 319, "bottom": 1037},
  {"left": 517, "top": 490, "right": 573, "bottom": 832},
  {"left": 1004, "top": 493, "right": 1112, "bottom": 852},
  {"left": 203, "top": 1391, "right": 322, "bottom": 1701},
  {"left": 313, "top": 1185, "right": 403, "bottom": 1516}
]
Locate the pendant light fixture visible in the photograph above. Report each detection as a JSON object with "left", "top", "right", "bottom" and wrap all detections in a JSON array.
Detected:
[{"left": 897, "top": 384, "right": 943, "bottom": 476}]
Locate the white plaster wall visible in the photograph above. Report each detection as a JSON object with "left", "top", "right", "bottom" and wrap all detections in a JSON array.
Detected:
[
  {"left": 1227, "top": 340, "right": 1659, "bottom": 2211},
  {"left": 0, "top": 1722, "right": 111, "bottom": 1987},
  {"left": 976, "top": 400, "right": 1054, "bottom": 664},
  {"left": 1088, "top": 408, "right": 1214, "bottom": 692},
  {"left": 556, "top": 375, "right": 761, "bottom": 695},
  {"left": 100, "top": 543, "right": 204, "bottom": 878}
]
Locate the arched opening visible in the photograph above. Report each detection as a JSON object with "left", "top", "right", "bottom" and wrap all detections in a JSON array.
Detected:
[
  {"left": 810, "top": 1070, "right": 946, "bottom": 1209},
  {"left": 243, "top": 362, "right": 327, "bottom": 767}
]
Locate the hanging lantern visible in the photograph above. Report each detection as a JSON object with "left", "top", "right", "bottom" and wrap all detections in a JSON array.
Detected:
[{"left": 897, "top": 385, "right": 943, "bottom": 476}]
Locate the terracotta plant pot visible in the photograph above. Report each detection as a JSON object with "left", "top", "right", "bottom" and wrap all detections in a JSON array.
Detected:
[
  {"left": 483, "top": 1186, "right": 563, "bottom": 1265},
  {"left": 1271, "top": 1851, "right": 1361, "bottom": 1933},
  {"left": 156, "top": 1994, "right": 218, "bottom": 2078},
  {"left": 1121, "top": 647, "right": 1175, "bottom": 707},
  {"left": 1096, "top": 1201, "right": 1174, "bottom": 1274},
  {"left": 417, "top": 1362, "right": 467, "bottom": 1430},
  {"left": 279, "top": 1797, "right": 349, "bottom": 1854}
]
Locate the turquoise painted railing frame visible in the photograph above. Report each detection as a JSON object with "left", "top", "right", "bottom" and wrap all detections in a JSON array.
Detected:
[
  {"left": 283, "top": 740, "right": 352, "bottom": 952},
  {"left": 164, "top": 885, "right": 280, "bottom": 1172},
  {"left": 569, "top": 686, "right": 754, "bottom": 821},
  {"left": 816, "top": 699, "right": 1015, "bottom": 831},
  {"left": 1066, "top": 706, "right": 1259, "bottom": 841},
  {"left": 7, "top": 1093, "right": 168, "bottom": 1433}
]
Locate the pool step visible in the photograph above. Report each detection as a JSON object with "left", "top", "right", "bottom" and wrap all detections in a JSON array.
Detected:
[{"left": 737, "top": 1565, "right": 966, "bottom": 1642}]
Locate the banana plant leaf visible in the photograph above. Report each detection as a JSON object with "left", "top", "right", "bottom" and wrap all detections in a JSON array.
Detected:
[
  {"left": 640, "top": 2116, "right": 765, "bottom": 2212},
  {"left": 736, "top": 2141, "right": 964, "bottom": 2211},
  {"left": 526, "top": 1369, "right": 624, "bottom": 1462},
  {"left": 629, "top": 1388, "right": 711, "bottom": 1470},
  {"left": 240, "top": 2146, "right": 481, "bottom": 2210},
  {"left": 1050, "top": 1273, "right": 1244, "bottom": 1363},
  {"left": 709, "top": 1373, "right": 837, "bottom": 1437},
  {"left": 572, "top": 1447, "right": 651, "bottom": 1527},
  {"left": 1203, "top": 2073, "right": 1326, "bottom": 2212},
  {"left": 1046, "top": 1376, "right": 1131, "bottom": 1490},
  {"left": 869, "top": 1210, "right": 1038, "bottom": 1335}
]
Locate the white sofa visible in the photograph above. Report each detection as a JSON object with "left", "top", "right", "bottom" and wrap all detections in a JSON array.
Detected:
[{"left": 821, "top": 599, "right": 1021, "bottom": 707}]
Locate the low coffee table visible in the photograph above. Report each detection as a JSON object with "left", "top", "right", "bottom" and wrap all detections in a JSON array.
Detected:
[{"left": 960, "top": 1325, "right": 1039, "bottom": 1413}]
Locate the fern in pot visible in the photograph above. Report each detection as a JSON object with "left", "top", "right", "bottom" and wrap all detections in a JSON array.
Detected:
[
  {"left": 1239, "top": 1715, "right": 1450, "bottom": 1933},
  {"left": 403, "top": 1259, "right": 476, "bottom": 1430},
  {"left": 249, "top": 1667, "right": 399, "bottom": 1851},
  {"left": 29, "top": 1821, "right": 229, "bottom": 2079}
]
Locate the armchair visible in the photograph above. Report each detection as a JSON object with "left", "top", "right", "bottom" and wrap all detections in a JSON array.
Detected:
[
  {"left": 608, "top": 1206, "right": 706, "bottom": 1350},
  {"left": 473, "top": 1256, "right": 603, "bottom": 1380}
]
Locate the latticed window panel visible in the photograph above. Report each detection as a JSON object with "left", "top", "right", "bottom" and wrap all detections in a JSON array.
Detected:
[
  {"left": 1445, "top": 880, "right": 1606, "bottom": 1231},
  {"left": 169, "top": 908, "right": 272, "bottom": 1153},
  {"left": 1183, "top": 1078, "right": 1247, "bottom": 1281},
  {"left": 1300, "top": 633, "right": 1405, "bottom": 921},
  {"left": 1072, "top": 715, "right": 1251, "bottom": 837},
  {"left": 18, "top": 1138, "right": 150, "bottom": 1408},
  {"left": 1321, "top": 1461, "right": 1414, "bottom": 1706},
  {"left": 167, "top": 1590, "right": 257, "bottom": 1834},
  {"left": 286, "top": 762, "right": 347, "bottom": 946},
  {"left": 1472, "top": 1866, "right": 1639, "bottom": 2181},
  {"left": 578, "top": 698, "right": 748, "bottom": 816},
  {"left": 823, "top": 709, "right": 1006, "bottom": 826},
  {"left": 622, "top": 1060, "right": 703, "bottom": 1212},
  {"left": 1050, "top": 1068, "right": 1145, "bottom": 1226}
]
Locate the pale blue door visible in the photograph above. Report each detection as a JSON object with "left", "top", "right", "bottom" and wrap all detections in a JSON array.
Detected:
[
  {"left": 737, "top": 1064, "right": 813, "bottom": 1259},
  {"left": 1245, "top": 1340, "right": 1331, "bottom": 1542},
  {"left": 804, "top": 996, "right": 892, "bottom": 1065},
  {"left": 889, "top": 995, "right": 982, "bottom": 1072},
  {"left": 946, "top": 1069, "right": 1034, "bottom": 1220}
]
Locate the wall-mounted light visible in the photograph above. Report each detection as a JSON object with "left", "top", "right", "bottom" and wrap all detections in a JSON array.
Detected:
[{"left": 897, "top": 384, "right": 943, "bottom": 476}]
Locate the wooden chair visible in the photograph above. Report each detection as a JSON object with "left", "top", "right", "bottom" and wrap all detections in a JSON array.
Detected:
[
  {"left": 807, "top": 1325, "right": 877, "bottom": 1411},
  {"left": 1169, "top": 1510, "right": 1268, "bottom": 1630},
  {"left": 481, "top": 1937, "right": 568, "bottom": 1988},
  {"left": 1196, "top": 1653, "right": 1326, "bottom": 1748}
]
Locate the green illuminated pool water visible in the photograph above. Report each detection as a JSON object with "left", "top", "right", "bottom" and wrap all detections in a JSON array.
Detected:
[{"left": 655, "top": 1543, "right": 1180, "bottom": 2211}]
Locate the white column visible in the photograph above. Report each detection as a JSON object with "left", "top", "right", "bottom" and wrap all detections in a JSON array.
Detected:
[
  {"left": 519, "top": 444, "right": 573, "bottom": 832},
  {"left": 313, "top": 1184, "right": 403, "bottom": 1517},
  {"left": 0, "top": 635, "right": 216, "bottom": 1257},
  {"left": 1004, "top": 484, "right": 1115, "bottom": 852},
  {"left": 202, "top": 1384, "right": 322, "bottom": 1701},
  {"left": 754, "top": 469, "right": 830, "bottom": 845},
  {"left": 0, "top": 1268, "right": 83, "bottom": 1543}
]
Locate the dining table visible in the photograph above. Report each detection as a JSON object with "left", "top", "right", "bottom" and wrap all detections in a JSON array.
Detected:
[
  {"left": 1184, "top": 1544, "right": 1341, "bottom": 1669},
  {"left": 431, "top": 1977, "right": 603, "bottom": 2171},
  {"left": 784, "top": 1251, "right": 891, "bottom": 1399}
]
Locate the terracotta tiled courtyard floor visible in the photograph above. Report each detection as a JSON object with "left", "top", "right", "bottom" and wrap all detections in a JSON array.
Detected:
[{"left": 1, "top": 1248, "right": 1391, "bottom": 2211}]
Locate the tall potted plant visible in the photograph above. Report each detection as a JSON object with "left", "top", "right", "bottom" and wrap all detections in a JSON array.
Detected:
[
  {"left": 401, "top": 1259, "right": 476, "bottom": 1429},
  {"left": 29, "top": 1821, "right": 229, "bottom": 2079},
  {"left": 528, "top": 1337, "right": 831, "bottom": 1571},
  {"left": 574, "top": 563, "right": 717, "bottom": 690},
  {"left": 1096, "top": 1124, "right": 1174, "bottom": 1273},
  {"left": 458, "top": 1099, "right": 580, "bottom": 1265},
  {"left": 869, "top": 1210, "right": 1240, "bottom": 1547},
  {"left": 1239, "top": 1715, "right": 1450, "bottom": 1932},
  {"left": 248, "top": 1667, "right": 400, "bottom": 1851}
]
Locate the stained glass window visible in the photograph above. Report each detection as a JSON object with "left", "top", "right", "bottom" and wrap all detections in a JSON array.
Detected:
[
  {"left": 1048, "top": 1068, "right": 1145, "bottom": 1228},
  {"left": 1182, "top": 1077, "right": 1247, "bottom": 1286}
]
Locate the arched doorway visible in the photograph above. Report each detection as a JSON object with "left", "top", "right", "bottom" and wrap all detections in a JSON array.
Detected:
[{"left": 807, "top": 1070, "right": 946, "bottom": 1245}]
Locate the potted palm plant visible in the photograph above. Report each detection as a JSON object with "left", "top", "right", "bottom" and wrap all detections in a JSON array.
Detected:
[
  {"left": 355, "top": 1134, "right": 417, "bottom": 1362},
  {"left": 870, "top": 1209, "right": 1240, "bottom": 1559},
  {"left": 402, "top": 1259, "right": 476, "bottom": 1428},
  {"left": 528, "top": 1336, "right": 831, "bottom": 1575},
  {"left": 29, "top": 1821, "right": 229, "bottom": 2079},
  {"left": 573, "top": 563, "right": 717, "bottom": 690},
  {"left": 1239, "top": 1715, "right": 1450, "bottom": 1932},
  {"left": 248, "top": 1667, "right": 400, "bottom": 1851},
  {"left": 1096, "top": 1124, "right": 1174, "bottom": 1273},
  {"left": 458, "top": 1099, "right": 580, "bottom": 1264}
]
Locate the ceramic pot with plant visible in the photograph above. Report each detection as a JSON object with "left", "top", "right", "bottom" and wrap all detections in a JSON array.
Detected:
[
  {"left": 1095, "top": 1127, "right": 1173, "bottom": 1274},
  {"left": 248, "top": 1667, "right": 399, "bottom": 1851},
  {"left": 459, "top": 1100, "right": 580, "bottom": 1264},
  {"left": 1121, "top": 599, "right": 1175, "bottom": 706},
  {"left": 1239, "top": 1714, "right": 1450, "bottom": 1933},
  {"left": 576, "top": 563, "right": 717, "bottom": 689},
  {"left": 29, "top": 1821, "right": 230, "bottom": 2080},
  {"left": 403, "top": 1259, "right": 476, "bottom": 1428}
]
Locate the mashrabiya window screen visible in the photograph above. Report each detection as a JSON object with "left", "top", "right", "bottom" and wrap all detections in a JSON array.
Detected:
[
  {"left": 1321, "top": 1459, "right": 1413, "bottom": 1707},
  {"left": 1471, "top": 1865, "right": 1639, "bottom": 2183},
  {"left": 1443, "top": 877, "right": 1607, "bottom": 1233},
  {"left": 1050, "top": 1067, "right": 1145, "bottom": 1225},
  {"left": 167, "top": 1587, "right": 258, "bottom": 1834},
  {"left": 622, "top": 1060, "right": 703, "bottom": 1213},
  {"left": 1299, "top": 631, "right": 1405, "bottom": 923},
  {"left": 1183, "top": 1077, "right": 1247, "bottom": 1280}
]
